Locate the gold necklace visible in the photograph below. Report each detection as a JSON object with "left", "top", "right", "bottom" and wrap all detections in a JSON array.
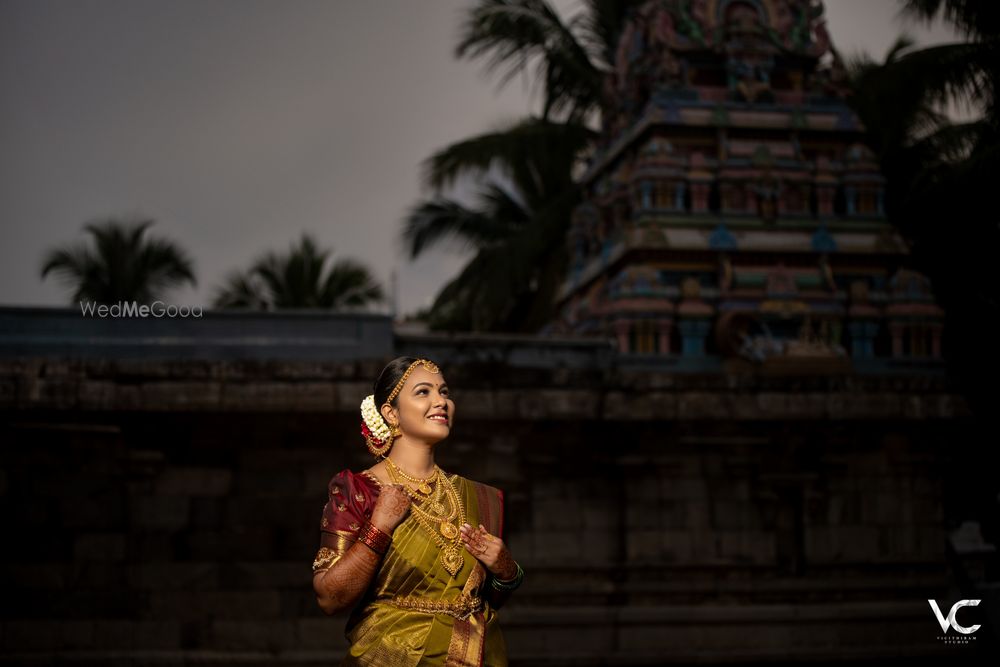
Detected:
[
  {"left": 384, "top": 456, "right": 438, "bottom": 495},
  {"left": 411, "top": 470, "right": 456, "bottom": 523},
  {"left": 385, "top": 464, "right": 466, "bottom": 577},
  {"left": 387, "top": 464, "right": 456, "bottom": 525},
  {"left": 408, "top": 467, "right": 449, "bottom": 517}
]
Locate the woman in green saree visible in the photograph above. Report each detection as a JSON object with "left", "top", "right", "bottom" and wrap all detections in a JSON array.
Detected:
[{"left": 312, "top": 357, "right": 523, "bottom": 666}]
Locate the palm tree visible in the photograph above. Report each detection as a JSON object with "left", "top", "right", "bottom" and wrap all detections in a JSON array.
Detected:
[
  {"left": 903, "top": 0, "right": 1000, "bottom": 558},
  {"left": 40, "top": 219, "right": 196, "bottom": 303},
  {"left": 846, "top": 0, "right": 1000, "bottom": 407},
  {"left": 213, "top": 234, "right": 384, "bottom": 310},
  {"left": 404, "top": 118, "right": 593, "bottom": 331},
  {"left": 847, "top": 0, "right": 1000, "bottom": 543},
  {"left": 403, "top": 0, "right": 638, "bottom": 332},
  {"left": 454, "top": 0, "right": 635, "bottom": 124},
  {"left": 847, "top": 7, "right": 998, "bottom": 235},
  {"left": 902, "top": 0, "right": 1000, "bottom": 124}
]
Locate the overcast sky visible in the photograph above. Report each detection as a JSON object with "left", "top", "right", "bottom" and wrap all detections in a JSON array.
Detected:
[{"left": 0, "top": 0, "right": 959, "bottom": 317}]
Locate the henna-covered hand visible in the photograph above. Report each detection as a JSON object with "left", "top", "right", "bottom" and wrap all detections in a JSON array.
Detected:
[
  {"left": 459, "top": 522, "right": 517, "bottom": 580},
  {"left": 370, "top": 483, "right": 411, "bottom": 533},
  {"left": 313, "top": 540, "right": 382, "bottom": 615}
]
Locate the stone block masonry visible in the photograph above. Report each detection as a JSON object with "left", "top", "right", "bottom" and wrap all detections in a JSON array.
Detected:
[{"left": 0, "top": 350, "right": 984, "bottom": 664}]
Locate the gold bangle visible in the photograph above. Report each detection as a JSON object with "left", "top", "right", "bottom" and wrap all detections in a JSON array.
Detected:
[{"left": 358, "top": 520, "right": 392, "bottom": 556}]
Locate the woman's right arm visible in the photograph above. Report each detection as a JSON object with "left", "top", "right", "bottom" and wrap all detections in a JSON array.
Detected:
[
  {"left": 313, "top": 538, "right": 383, "bottom": 615},
  {"left": 313, "top": 482, "right": 411, "bottom": 615}
]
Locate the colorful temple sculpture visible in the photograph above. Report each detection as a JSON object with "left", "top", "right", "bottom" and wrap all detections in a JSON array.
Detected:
[{"left": 551, "top": 0, "right": 945, "bottom": 371}]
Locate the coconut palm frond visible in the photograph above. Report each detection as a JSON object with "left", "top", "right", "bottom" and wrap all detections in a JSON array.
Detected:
[
  {"left": 214, "top": 234, "right": 383, "bottom": 311},
  {"left": 40, "top": 219, "right": 195, "bottom": 304},
  {"left": 422, "top": 117, "right": 595, "bottom": 205},
  {"left": 456, "top": 0, "right": 603, "bottom": 119}
]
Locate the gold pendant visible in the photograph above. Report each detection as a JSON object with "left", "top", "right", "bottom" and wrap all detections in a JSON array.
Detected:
[
  {"left": 441, "top": 546, "right": 463, "bottom": 577},
  {"left": 417, "top": 482, "right": 432, "bottom": 495},
  {"left": 440, "top": 522, "right": 458, "bottom": 539},
  {"left": 429, "top": 501, "right": 445, "bottom": 514}
]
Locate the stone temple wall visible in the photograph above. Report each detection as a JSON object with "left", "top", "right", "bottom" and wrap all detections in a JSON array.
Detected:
[{"left": 1, "top": 345, "right": 992, "bottom": 665}]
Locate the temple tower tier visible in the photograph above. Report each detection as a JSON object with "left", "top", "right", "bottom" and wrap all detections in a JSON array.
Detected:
[{"left": 549, "top": 0, "right": 944, "bottom": 372}]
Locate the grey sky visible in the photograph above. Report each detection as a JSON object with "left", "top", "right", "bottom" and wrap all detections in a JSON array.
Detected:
[{"left": 0, "top": 0, "right": 959, "bottom": 317}]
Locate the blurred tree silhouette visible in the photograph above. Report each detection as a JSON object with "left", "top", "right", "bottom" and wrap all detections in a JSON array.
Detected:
[
  {"left": 847, "top": 0, "right": 1000, "bottom": 540},
  {"left": 40, "top": 219, "right": 196, "bottom": 303},
  {"left": 847, "top": 0, "right": 1000, "bottom": 409},
  {"left": 403, "top": 118, "right": 592, "bottom": 331},
  {"left": 213, "top": 234, "right": 384, "bottom": 310},
  {"left": 403, "top": 0, "right": 638, "bottom": 332}
]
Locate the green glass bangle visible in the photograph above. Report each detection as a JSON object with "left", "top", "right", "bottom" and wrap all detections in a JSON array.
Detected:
[{"left": 490, "top": 562, "right": 523, "bottom": 591}]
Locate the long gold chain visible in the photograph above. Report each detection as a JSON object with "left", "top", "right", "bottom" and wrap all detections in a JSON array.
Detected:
[
  {"left": 412, "top": 469, "right": 452, "bottom": 519},
  {"left": 385, "top": 464, "right": 466, "bottom": 577},
  {"left": 386, "top": 463, "right": 457, "bottom": 523}
]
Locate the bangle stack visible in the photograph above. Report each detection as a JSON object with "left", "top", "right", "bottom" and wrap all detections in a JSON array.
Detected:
[
  {"left": 490, "top": 562, "right": 524, "bottom": 592},
  {"left": 358, "top": 520, "right": 392, "bottom": 556}
]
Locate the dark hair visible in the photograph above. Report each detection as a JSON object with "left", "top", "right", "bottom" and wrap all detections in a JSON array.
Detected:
[{"left": 373, "top": 356, "right": 437, "bottom": 408}]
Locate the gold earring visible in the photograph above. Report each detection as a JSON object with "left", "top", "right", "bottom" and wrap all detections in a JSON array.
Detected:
[{"left": 365, "top": 435, "right": 392, "bottom": 459}]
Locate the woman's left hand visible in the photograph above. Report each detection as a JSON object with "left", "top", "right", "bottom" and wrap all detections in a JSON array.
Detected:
[{"left": 459, "top": 522, "right": 517, "bottom": 580}]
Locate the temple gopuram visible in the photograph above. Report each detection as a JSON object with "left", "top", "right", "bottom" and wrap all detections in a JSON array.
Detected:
[{"left": 552, "top": 0, "right": 945, "bottom": 372}]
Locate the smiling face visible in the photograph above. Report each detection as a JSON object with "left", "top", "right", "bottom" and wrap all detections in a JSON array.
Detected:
[{"left": 380, "top": 365, "right": 455, "bottom": 444}]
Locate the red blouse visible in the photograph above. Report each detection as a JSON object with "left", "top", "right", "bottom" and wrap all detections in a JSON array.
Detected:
[{"left": 319, "top": 468, "right": 382, "bottom": 538}]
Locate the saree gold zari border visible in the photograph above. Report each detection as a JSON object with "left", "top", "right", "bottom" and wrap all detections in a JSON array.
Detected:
[{"left": 385, "top": 592, "right": 484, "bottom": 620}]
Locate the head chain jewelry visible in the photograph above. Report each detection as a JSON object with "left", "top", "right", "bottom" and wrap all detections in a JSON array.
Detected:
[
  {"left": 359, "top": 359, "right": 441, "bottom": 458},
  {"left": 386, "top": 359, "right": 440, "bottom": 404}
]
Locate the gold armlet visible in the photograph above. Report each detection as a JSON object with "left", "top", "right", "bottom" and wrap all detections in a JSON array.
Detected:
[{"left": 313, "top": 546, "right": 340, "bottom": 574}]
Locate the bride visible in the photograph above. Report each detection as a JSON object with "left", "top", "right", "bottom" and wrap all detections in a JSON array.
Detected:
[{"left": 312, "top": 357, "right": 523, "bottom": 666}]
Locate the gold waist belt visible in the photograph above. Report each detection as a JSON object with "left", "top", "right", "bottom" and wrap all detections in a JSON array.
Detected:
[{"left": 385, "top": 593, "right": 483, "bottom": 620}]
